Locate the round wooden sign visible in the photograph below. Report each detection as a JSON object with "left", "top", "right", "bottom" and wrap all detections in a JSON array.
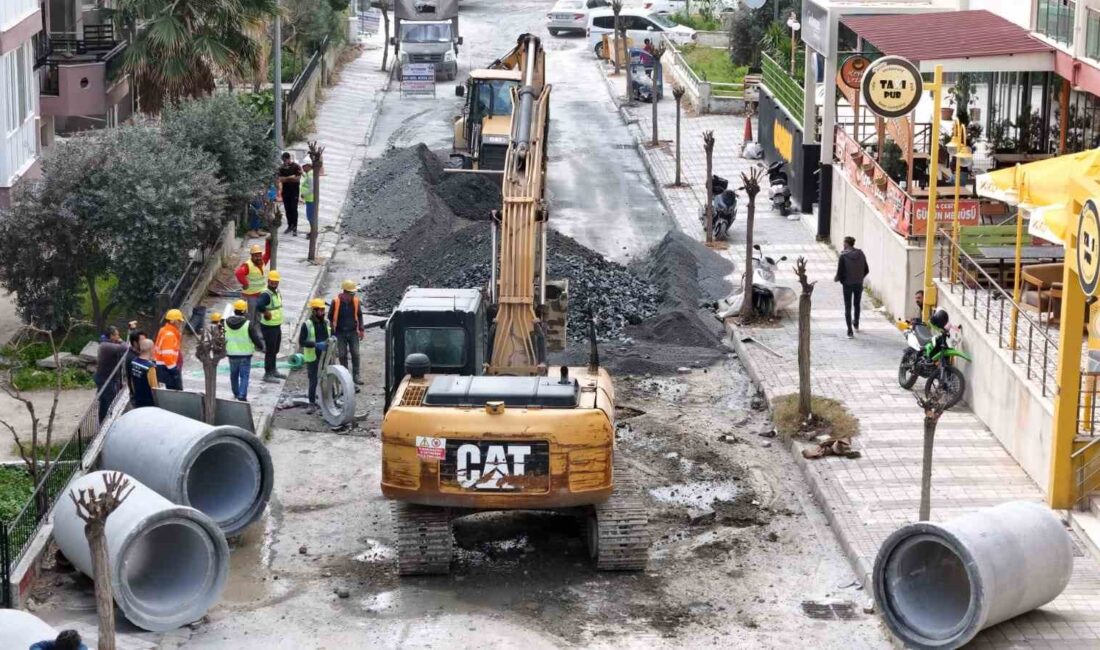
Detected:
[{"left": 860, "top": 55, "right": 923, "bottom": 119}]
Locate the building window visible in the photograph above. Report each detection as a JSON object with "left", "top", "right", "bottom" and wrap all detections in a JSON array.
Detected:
[
  {"left": 1038, "top": 0, "right": 1077, "bottom": 46},
  {"left": 1088, "top": 8, "right": 1100, "bottom": 59}
]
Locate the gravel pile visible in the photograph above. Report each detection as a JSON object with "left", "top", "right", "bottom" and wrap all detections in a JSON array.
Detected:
[
  {"left": 342, "top": 144, "right": 445, "bottom": 239},
  {"left": 436, "top": 172, "right": 501, "bottom": 221}
]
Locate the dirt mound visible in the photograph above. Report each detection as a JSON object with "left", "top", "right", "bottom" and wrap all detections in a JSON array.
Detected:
[
  {"left": 342, "top": 144, "right": 446, "bottom": 239},
  {"left": 435, "top": 172, "right": 502, "bottom": 221}
]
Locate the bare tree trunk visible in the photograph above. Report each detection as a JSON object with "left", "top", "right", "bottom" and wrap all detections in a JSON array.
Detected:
[
  {"left": 703, "top": 130, "right": 714, "bottom": 242},
  {"left": 650, "top": 45, "right": 665, "bottom": 146},
  {"left": 196, "top": 321, "right": 227, "bottom": 424},
  {"left": 740, "top": 167, "right": 763, "bottom": 320},
  {"left": 795, "top": 257, "right": 815, "bottom": 418},
  {"left": 379, "top": 1, "right": 390, "bottom": 72},
  {"left": 916, "top": 395, "right": 945, "bottom": 521},
  {"left": 88, "top": 521, "right": 115, "bottom": 650},
  {"left": 308, "top": 141, "right": 324, "bottom": 263}
]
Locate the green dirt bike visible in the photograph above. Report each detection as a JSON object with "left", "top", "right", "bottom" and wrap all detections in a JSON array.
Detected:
[{"left": 897, "top": 314, "right": 971, "bottom": 410}]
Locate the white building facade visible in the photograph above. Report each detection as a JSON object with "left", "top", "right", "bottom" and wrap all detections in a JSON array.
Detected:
[{"left": 0, "top": 0, "right": 42, "bottom": 209}]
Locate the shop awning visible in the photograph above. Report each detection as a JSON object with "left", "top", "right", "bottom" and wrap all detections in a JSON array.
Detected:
[
  {"left": 976, "top": 148, "right": 1100, "bottom": 245},
  {"left": 842, "top": 10, "right": 1055, "bottom": 73}
]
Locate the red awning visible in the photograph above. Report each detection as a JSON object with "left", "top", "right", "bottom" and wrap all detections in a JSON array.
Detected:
[{"left": 841, "top": 10, "right": 1054, "bottom": 63}]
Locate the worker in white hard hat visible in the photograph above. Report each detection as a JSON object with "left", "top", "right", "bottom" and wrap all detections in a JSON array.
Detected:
[{"left": 328, "top": 279, "right": 364, "bottom": 385}]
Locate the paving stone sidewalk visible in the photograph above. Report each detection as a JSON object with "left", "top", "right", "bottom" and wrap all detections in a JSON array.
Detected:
[
  {"left": 607, "top": 64, "right": 1100, "bottom": 646},
  {"left": 180, "top": 36, "right": 392, "bottom": 436}
]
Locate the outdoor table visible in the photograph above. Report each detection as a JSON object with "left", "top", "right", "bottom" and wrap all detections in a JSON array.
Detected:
[{"left": 975, "top": 245, "right": 1065, "bottom": 289}]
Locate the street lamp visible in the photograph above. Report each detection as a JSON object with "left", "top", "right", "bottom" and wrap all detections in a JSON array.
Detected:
[
  {"left": 787, "top": 11, "right": 801, "bottom": 77},
  {"left": 945, "top": 118, "right": 973, "bottom": 284}
]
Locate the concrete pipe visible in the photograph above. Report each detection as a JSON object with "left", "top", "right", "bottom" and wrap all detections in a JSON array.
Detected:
[
  {"left": 53, "top": 471, "right": 229, "bottom": 632},
  {"left": 0, "top": 609, "right": 58, "bottom": 648},
  {"left": 873, "top": 501, "right": 1072, "bottom": 649},
  {"left": 102, "top": 407, "right": 273, "bottom": 536}
]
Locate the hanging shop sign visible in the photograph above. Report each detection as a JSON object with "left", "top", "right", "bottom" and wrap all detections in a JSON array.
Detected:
[
  {"left": 1078, "top": 198, "right": 1100, "bottom": 296},
  {"left": 801, "top": 0, "right": 829, "bottom": 54},
  {"left": 860, "top": 55, "right": 923, "bottom": 119},
  {"left": 839, "top": 56, "right": 870, "bottom": 90}
]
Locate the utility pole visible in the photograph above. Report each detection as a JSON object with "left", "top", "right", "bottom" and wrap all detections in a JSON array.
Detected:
[{"left": 274, "top": 2, "right": 283, "bottom": 153}]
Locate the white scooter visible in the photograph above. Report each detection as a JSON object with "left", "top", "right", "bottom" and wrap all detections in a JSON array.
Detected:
[{"left": 715, "top": 244, "right": 798, "bottom": 318}]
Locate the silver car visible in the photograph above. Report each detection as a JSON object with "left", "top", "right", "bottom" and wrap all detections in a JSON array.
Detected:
[{"left": 547, "top": 0, "right": 608, "bottom": 36}]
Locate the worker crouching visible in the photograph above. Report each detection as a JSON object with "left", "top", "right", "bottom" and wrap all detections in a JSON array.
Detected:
[
  {"left": 300, "top": 298, "right": 331, "bottom": 413},
  {"left": 225, "top": 300, "right": 265, "bottom": 402}
]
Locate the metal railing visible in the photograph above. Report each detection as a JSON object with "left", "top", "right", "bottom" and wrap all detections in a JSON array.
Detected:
[
  {"left": 934, "top": 229, "right": 1059, "bottom": 398},
  {"left": 761, "top": 52, "right": 803, "bottom": 127},
  {"left": 660, "top": 35, "right": 743, "bottom": 108},
  {"left": 661, "top": 34, "right": 701, "bottom": 99},
  {"left": 286, "top": 36, "right": 330, "bottom": 111},
  {"left": 1, "top": 354, "right": 129, "bottom": 607}
]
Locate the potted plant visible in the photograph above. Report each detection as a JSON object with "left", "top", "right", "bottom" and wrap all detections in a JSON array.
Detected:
[{"left": 946, "top": 73, "right": 977, "bottom": 123}]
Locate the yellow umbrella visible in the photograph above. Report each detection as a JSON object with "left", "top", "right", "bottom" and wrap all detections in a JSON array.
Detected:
[
  {"left": 976, "top": 147, "right": 1100, "bottom": 208},
  {"left": 1025, "top": 202, "right": 1072, "bottom": 246}
]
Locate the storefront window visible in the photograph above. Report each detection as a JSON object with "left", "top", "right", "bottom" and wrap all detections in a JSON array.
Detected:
[
  {"left": 1088, "top": 8, "right": 1100, "bottom": 60},
  {"left": 1038, "top": 0, "right": 1077, "bottom": 46}
]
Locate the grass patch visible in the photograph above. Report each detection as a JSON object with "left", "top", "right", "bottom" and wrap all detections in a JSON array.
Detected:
[
  {"left": 11, "top": 366, "right": 94, "bottom": 391},
  {"left": 773, "top": 393, "right": 859, "bottom": 440},
  {"left": 0, "top": 464, "right": 34, "bottom": 523},
  {"left": 668, "top": 11, "right": 723, "bottom": 31},
  {"left": 680, "top": 44, "right": 747, "bottom": 85},
  {"left": 10, "top": 441, "right": 68, "bottom": 462}
]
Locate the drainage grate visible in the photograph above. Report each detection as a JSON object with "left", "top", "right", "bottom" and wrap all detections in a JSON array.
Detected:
[
  {"left": 612, "top": 143, "right": 635, "bottom": 150},
  {"left": 801, "top": 600, "right": 859, "bottom": 621}
]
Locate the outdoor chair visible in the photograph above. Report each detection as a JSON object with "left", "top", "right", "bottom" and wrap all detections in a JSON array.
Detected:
[{"left": 1021, "top": 263, "right": 1063, "bottom": 326}]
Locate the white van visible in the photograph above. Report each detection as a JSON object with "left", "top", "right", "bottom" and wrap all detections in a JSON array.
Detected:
[{"left": 587, "top": 8, "right": 697, "bottom": 58}]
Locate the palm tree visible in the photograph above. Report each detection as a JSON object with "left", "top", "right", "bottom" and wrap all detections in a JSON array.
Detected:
[{"left": 112, "top": 0, "right": 279, "bottom": 113}]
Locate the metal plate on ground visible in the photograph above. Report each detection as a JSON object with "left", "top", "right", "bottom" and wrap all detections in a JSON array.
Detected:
[{"left": 801, "top": 600, "right": 859, "bottom": 621}]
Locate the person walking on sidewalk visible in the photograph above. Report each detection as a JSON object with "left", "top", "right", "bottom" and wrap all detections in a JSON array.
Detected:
[
  {"left": 328, "top": 279, "right": 364, "bottom": 385},
  {"left": 300, "top": 298, "right": 331, "bottom": 413},
  {"left": 94, "top": 326, "right": 129, "bottom": 421},
  {"left": 277, "top": 152, "right": 302, "bottom": 236},
  {"left": 835, "top": 236, "right": 870, "bottom": 339},
  {"left": 235, "top": 239, "right": 271, "bottom": 331},
  {"left": 225, "top": 300, "right": 265, "bottom": 401},
  {"left": 256, "top": 270, "right": 286, "bottom": 383},
  {"left": 130, "top": 338, "right": 159, "bottom": 409},
  {"left": 153, "top": 309, "right": 185, "bottom": 389},
  {"left": 301, "top": 160, "right": 316, "bottom": 230}
]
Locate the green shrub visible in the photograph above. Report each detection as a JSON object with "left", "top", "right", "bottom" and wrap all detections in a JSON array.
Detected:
[
  {"left": 680, "top": 44, "right": 747, "bottom": 85},
  {"left": 669, "top": 11, "right": 722, "bottom": 31},
  {"left": 11, "top": 366, "right": 94, "bottom": 391},
  {"left": 0, "top": 465, "right": 33, "bottom": 523}
]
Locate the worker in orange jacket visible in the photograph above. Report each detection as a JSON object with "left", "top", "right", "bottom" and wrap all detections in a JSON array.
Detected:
[
  {"left": 235, "top": 239, "right": 271, "bottom": 334},
  {"left": 328, "top": 279, "right": 364, "bottom": 385},
  {"left": 153, "top": 309, "right": 185, "bottom": 390}
]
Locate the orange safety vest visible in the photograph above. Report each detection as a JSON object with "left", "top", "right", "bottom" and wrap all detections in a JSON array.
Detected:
[
  {"left": 332, "top": 295, "right": 361, "bottom": 330},
  {"left": 153, "top": 323, "right": 182, "bottom": 369}
]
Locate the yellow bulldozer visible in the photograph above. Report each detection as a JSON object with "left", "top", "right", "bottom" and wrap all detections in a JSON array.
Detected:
[{"left": 381, "top": 33, "right": 649, "bottom": 575}]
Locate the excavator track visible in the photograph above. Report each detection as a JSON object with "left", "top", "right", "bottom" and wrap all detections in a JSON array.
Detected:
[
  {"left": 393, "top": 503, "right": 453, "bottom": 575},
  {"left": 589, "top": 457, "right": 650, "bottom": 571}
]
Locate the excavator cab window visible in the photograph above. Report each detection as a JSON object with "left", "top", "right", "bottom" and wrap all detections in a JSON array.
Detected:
[
  {"left": 473, "top": 80, "right": 520, "bottom": 121},
  {"left": 404, "top": 327, "right": 466, "bottom": 367}
]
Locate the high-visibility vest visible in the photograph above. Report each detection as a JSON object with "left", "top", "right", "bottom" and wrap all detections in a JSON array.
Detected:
[
  {"left": 303, "top": 320, "right": 318, "bottom": 362},
  {"left": 260, "top": 289, "right": 283, "bottom": 326},
  {"left": 332, "top": 295, "right": 360, "bottom": 330},
  {"left": 225, "top": 321, "right": 255, "bottom": 356},
  {"left": 302, "top": 171, "right": 314, "bottom": 203},
  {"left": 244, "top": 261, "right": 266, "bottom": 295},
  {"left": 153, "top": 324, "right": 182, "bottom": 369}
]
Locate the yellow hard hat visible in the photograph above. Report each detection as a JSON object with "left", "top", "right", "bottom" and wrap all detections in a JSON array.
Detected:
[
  {"left": 210, "top": 312, "right": 223, "bottom": 323},
  {"left": 165, "top": 308, "right": 184, "bottom": 322},
  {"left": 341, "top": 279, "right": 358, "bottom": 292},
  {"left": 267, "top": 270, "right": 281, "bottom": 282},
  {"left": 309, "top": 298, "right": 326, "bottom": 309},
  {"left": 233, "top": 299, "right": 248, "bottom": 312},
  {"left": 250, "top": 244, "right": 263, "bottom": 255}
]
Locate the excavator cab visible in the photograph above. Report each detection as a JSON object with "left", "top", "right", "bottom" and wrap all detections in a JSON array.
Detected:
[{"left": 453, "top": 70, "right": 522, "bottom": 170}]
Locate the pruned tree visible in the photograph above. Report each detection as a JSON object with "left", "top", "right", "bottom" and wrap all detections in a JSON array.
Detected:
[
  {"left": 703, "top": 130, "right": 715, "bottom": 242},
  {"left": 373, "top": 0, "right": 392, "bottom": 71},
  {"left": 740, "top": 166, "right": 764, "bottom": 319},
  {"left": 650, "top": 41, "right": 667, "bottom": 147},
  {"left": 915, "top": 391, "right": 948, "bottom": 521},
  {"left": 610, "top": 0, "right": 624, "bottom": 74},
  {"left": 196, "top": 320, "right": 227, "bottom": 424},
  {"left": 794, "top": 256, "right": 815, "bottom": 418},
  {"left": 307, "top": 140, "right": 325, "bottom": 262},
  {"left": 264, "top": 196, "right": 284, "bottom": 269},
  {"left": 69, "top": 472, "right": 135, "bottom": 650},
  {"left": 673, "top": 84, "right": 686, "bottom": 186}
]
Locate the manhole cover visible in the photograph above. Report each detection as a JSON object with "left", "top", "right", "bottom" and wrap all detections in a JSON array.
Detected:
[{"left": 801, "top": 600, "right": 859, "bottom": 621}]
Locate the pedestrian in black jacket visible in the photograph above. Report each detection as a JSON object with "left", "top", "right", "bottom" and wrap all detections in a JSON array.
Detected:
[{"left": 835, "top": 236, "right": 870, "bottom": 338}]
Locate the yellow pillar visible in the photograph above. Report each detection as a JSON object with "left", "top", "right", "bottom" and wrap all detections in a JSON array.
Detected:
[
  {"left": 950, "top": 144, "right": 963, "bottom": 284},
  {"left": 1049, "top": 254, "right": 1086, "bottom": 509},
  {"left": 922, "top": 65, "right": 944, "bottom": 322},
  {"left": 1009, "top": 206, "right": 1025, "bottom": 349}
]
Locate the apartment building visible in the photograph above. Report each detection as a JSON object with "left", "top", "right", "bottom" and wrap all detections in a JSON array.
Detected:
[{"left": 0, "top": 0, "right": 43, "bottom": 210}]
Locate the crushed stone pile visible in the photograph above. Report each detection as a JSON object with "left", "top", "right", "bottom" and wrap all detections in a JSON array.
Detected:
[
  {"left": 435, "top": 172, "right": 502, "bottom": 221},
  {"left": 342, "top": 144, "right": 445, "bottom": 239}
]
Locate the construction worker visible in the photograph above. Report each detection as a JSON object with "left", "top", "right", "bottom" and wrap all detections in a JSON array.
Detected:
[
  {"left": 209, "top": 311, "right": 224, "bottom": 334},
  {"left": 130, "top": 339, "right": 159, "bottom": 408},
  {"left": 256, "top": 270, "right": 286, "bottom": 382},
  {"left": 153, "top": 309, "right": 185, "bottom": 390},
  {"left": 225, "top": 300, "right": 265, "bottom": 401},
  {"left": 302, "top": 161, "right": 316, "bottom": 230},
  {"left": 235, "top": 239, "right": 271, "bottom": 332},
  {"left": 329, "top": 279, "right": 364, "bottom": 385},
  {"left": 300, "top": 298, "right": 331, "bottom": 412}
]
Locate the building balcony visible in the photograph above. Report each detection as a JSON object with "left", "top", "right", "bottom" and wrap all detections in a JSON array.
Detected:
[{"left": 36, "top": 28, "right": 129, "bottom": 119}]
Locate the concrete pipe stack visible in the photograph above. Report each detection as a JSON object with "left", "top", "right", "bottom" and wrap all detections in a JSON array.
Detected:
[
  {"left": 873, "top": 501, "right": 1072, "bottom": 648},
  {"left": 53, "top": 471, "right": 229, "bottom": 632},
  {"left": 0, "top": 609, "right": 59, "bottom": 648},
  {"left": 102, "top": 407, "right": 274, "bottom": 537}
]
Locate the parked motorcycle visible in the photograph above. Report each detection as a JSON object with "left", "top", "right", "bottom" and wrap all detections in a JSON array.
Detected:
[
  {"left": 715, "top": 244, "right": 798, "bottom": 318},
  {"left": 897, "top": 309, "right": 971, "bottom": 409},
  {"left": 698, "top": 175, "right": 736, "bottom": 241},
  {"left": 764, "top": 161, "right": 793, "bottom": 217}
]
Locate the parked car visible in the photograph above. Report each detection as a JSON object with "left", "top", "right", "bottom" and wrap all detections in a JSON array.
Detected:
[
  {"left": 587, "top": 8, "right": 697, "bottom": 58},
  {"left": 636, "top": 0, "right": 686, "bottom": 13},
  {"left": 547, "top": 0, "right": 609, "bottom": 36}
]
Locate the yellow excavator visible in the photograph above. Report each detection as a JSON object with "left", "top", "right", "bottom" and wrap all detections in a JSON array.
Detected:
[
  {"left": 451, "top": 35, "right": 545, "bottom": 171},
  {"left": 380, "top": 33, "right": 649, "bottom": 575}
]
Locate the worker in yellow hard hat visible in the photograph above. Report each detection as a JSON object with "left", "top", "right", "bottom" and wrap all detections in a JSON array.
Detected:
[
  {"left": 256, "top": 269, "right": 285, "bottom": 382},
  {"left": 225, "top": 299, "right": 265, "bottom": 401},
  {"left": 300, "top": 298, "right": 331, "bottom": 412},
  {"left": 329, "top": 279, "right": 364, "bottom": 385},
  {"left": 153, "top": 308, "right": 186, "bottom": 390},
  {"left": 235, "top": 238, "right": 271, "bottom": 335}
]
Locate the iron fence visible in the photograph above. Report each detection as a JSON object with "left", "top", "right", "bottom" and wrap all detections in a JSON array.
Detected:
[
  {"left": 761, "top": 52, "right": 803, "bottom": 127},
  {"left": 286, "top": 36, "right": 330, "bottom": 112},
  {"left": 0, "top": 353, "right": 129, "bottom": 607},
  {"left": 934, "top": 229, "right": 1059, "bottom": 398}
]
